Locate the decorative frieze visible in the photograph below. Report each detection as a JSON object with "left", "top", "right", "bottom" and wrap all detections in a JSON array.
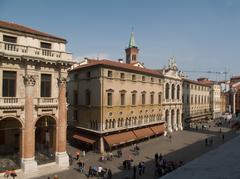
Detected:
[{"left": 23, "top": 75, "right": 36, "bottom": 86}]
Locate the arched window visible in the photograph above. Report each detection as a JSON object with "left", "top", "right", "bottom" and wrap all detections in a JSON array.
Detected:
[
  {"left": 177, "top": 85, "right": 180, "bottom": 99},
  {"left": 112, "top": 119, "right": 115, "bottom": 128},
  {"left": 165, "top": 83, "right": 170, "bottom": 99},
  {"left": 109, "top": 119, "right": 112, "bottom": 129},
  {"left": 171, "top": 84, "right": 175, "bottom": 99},
  {"left": 105, "top": 120, "right": 108, "bottom": 129}
]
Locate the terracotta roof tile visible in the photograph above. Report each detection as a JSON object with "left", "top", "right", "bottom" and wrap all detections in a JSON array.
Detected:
[
  {"left": 0, "top": 20, "right": 66, "bottom": 42},
  {"left": 71, "top": 59, "right": 164, "bottom": 77},
  {"left": 183, "top": 78, "right": 211, "bottom": 86}
]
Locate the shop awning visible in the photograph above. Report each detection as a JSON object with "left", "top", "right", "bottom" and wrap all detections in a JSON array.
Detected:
[
  {"left": 104, "top": 131, "right": 136, "bottom": 146},
  {"left": 73, "top": 134, "right": 96, "bottom": 144},
  {"left": 150, "top": 124, "right": 165, "bottom": 135},
  {"left": 133, "top": 127, "right": 155, "bottom": 139}
]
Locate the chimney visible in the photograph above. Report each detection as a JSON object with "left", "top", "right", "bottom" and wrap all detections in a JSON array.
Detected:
[{"left": 118, "top": 59, "right": 124, "bottom": 63}]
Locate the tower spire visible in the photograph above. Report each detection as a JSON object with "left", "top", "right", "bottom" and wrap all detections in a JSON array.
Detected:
[{"left": 129, "top": 31, "right": 136, "bottom": 48}]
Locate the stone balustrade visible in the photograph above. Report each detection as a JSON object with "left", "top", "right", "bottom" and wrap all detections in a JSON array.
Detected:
[
  {"left": 0, "top": 41, "right": 72, "bottom": 61},
  {"left": 0, "top": 97, "right": 25, "bottom": 108}
]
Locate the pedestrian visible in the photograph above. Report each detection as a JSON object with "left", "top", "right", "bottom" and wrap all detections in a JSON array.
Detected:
[
  {"left": 169, "top": 134, "right": 172, "bottom": 143},
  {"left": 133, "top": 165, "right": 137, "bottom": 179},
  {"left": 53, "top": 175, "right": 59, "bottom": 179},
  {"left": 88, "top": 166, "right": 93, "bottom": 177},
  {"left": 205, "top": 138, "right": 208, "bottom": 146},
  {"left": 219, "top": 128, "right": 222, "bottom": 134},
  {"left": 107, "top": 169, "right": 112, "bottom": 179},
  {"left": 82, "top": 150, "right": 86, "bottom": 157},
  {"left": 76, "top": 151, "right": 80, "bottom": 160},
  {"left": 138, "top": 162, "right": 142, "bottom": 176},
  {"left": 155, "top": 153, "right": 159, "bottom": 163},
  {"left": 222, "top": 134, "right": 225, "bottom": 142},
  {"left": 159, "top": 153, "right": 163, "bottom": 161},
  {"left": 10, "top": 170, "right": 17, "bottom": 179},
  {"left": 142, "top": 161, "right": 145, "bottom": 174}
]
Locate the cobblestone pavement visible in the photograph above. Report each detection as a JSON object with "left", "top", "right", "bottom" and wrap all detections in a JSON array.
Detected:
[{"left": 32, "top": 121, "right": 238, "bottom": 179}]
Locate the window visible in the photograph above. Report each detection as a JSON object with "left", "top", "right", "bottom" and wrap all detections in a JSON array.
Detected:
[
  {"left": 191, "top": 95, "right": 193, "bottom": 104},
  {"left": 171, "top": 84, "right": 175, "bottom": 99},
  {"left": 40, "top": 42, "right": 51, "bottom": 49},
  {"left": 150, "top": 93, "right": 154, "bottom": 104},
  {"left": 86, "top": 90, "right": 91, "bottom": 105},
  {"left": 108, "top": 70, "right": 113, "bottom": 78},
  {"left": 41, "top": 74, "right": 51, "bottom": 97},
  {"left": 86, "top": 71, "right": 91, "bottom": 78},
  {"left": 120, "top": 73, "right": 125, "bottom": 80},
  {"left": 3, "top": 35, "right": 17, "bottom": 43},
  {"left": 151, "top": 77, "right": 154, "bottom": 83},
  {"left": 74, "top": 74, "right": 78, "bottom": 80},
  {"left": 74, "top": 110, "right": 78, "bottom": 121},
  {"left": 73, "top": 90, "right": 78, "bottom": 105},
  {"left": 177, "top": 85, "right": 180, "bottom": 99},
  {"left": 3, "top": 71, "right": 16, "bottom": 97},
  {"left": 107, "top": 93, "right": 112, "bottom": 106},
  {"left": 158, "top": 93, "right": 161, "bottom": 104},
  {"left": 132, "top": 75, "right": 136, "bottom": 81},
  {"left": 142, "top": 76, "right": 145, "bottom": 82},
  {"left": 142, "top": 93, "right": 146, "bottom": 105},
  {"left": 120, "top": 93, "right": 125, "bottom": 105},
  {"left": 132, "top": 93, "right": 136, "bottom": 105},
  {"left": 132, "top": 55, "right": 136, "bottom": 61},
  {"left": 165, "top": 83, "right": 169, "bottom": 99}
]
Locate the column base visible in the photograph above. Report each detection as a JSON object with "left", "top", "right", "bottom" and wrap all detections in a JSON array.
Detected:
[
  {"left": 178, "top": 124, "right": 183, "bottom": 130},
  {"left": 55, "top": 152, "right": 69, "bottom": 168},
  {"left": 99, "top": 137, "right": 105, "bottom": 154},
  {"left": 21, "top": 157, "right": 38, "bottom": 173}
]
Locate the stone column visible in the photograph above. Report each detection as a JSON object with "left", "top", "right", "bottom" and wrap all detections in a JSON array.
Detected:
[
  {"left": 178, "top": 111, "right": 183, "bottom": 130},
  {"left": 99, "top": 136, "right": 105, "bottom": 154},
  {"left": 22, "top": 74, "right": 38, "bottom": 173},
  {"left": 167, "top": 110, "right": 172, "bottom": 133},
  {"left": 173, "top": 110, "right": 177, "bottom": 131},
  {"left": 55, "top": 77, "right": 69, "bottom": 168},
  {"left": 232, "top": 89, "right": 237, "bottom": 116}
]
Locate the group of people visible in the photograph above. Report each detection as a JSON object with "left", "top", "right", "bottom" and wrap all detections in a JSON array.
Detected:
[
  {"left": 87, "top": 165, "right": 112, "bottom": 178},
  {"left": 132, "top": 161, "right": 145, "bottom": 179},
  {"left": 154, "top": 152, "right": 183, "bottom": 177}
]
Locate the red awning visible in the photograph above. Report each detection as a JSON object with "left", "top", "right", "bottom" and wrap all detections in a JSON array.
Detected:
[
  {"left": 150, "top": 124, "right": 165, "bottom": 135},
  {"left": 133, "top": 127, "right": 155, "bottom": 139},
  {"left": 104, "top": 131, "right": 136, "bottom": 146},
  {"left": 73, "top": 134, "right": 96, "bottom": 144}
]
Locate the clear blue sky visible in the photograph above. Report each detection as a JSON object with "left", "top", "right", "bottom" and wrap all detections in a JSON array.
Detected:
[{"left": 1, "top": 0, "right": 239, "bottom": 80}]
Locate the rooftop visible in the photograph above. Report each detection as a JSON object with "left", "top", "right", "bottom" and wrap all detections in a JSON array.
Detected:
[
  {"left": 70, "top": 59, "right": 163, "bottom": 77},
  {"left": 0, "top": 20, "right": 67, "bottom": 43}
]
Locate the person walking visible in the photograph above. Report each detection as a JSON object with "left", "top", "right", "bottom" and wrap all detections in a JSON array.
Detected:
[
  {"left": 76, "top": 151, "right": 80, "bottom": 160},
  {"left": 155, "top": 153, "right": 159, "bottom": 163},
  {"left": 142, "top": 161, "right": 145, "bottom": 174},
  {"left": 205, "top": 138, "right": 208, "bottom": 146},
  {"left": 133, "top": 165, "right": 137, "bottom": 179},
  {"left": 138, "top": 162, "right": 142, "bottom": 176},
  {"left": 222, "top": 134, "right": 225, "bottom": 142},
  {"left": 107, "top": 169, "right": 112, "bottom": 179}
]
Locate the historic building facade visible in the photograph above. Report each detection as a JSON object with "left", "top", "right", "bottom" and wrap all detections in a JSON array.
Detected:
[
  {"left": 160, "top": 57, "right": 183, "bottom": 132},
  {"left": 68, "top": 33, "right": 165, "bottom": 152},
  {"left": 0, "top": 21, "right": 72, "bottom": 172},
  {"left": 182, "top": 79, "right": 211, "bottom": 127}
]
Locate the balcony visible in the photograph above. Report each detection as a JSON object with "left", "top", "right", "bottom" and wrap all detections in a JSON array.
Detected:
[
  {"left": 36, "top": 98, "right": 58, "bottom": 108},
  {"left": 0, "top": 41, "right": 72, "bottom": 62},
  {"left": 0, "top": 97, "right": 24, "bottom": 109}
]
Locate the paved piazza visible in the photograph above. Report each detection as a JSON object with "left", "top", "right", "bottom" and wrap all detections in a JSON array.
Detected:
[{"left": 22, "top": 121, "right": 238, "bottom": 179}]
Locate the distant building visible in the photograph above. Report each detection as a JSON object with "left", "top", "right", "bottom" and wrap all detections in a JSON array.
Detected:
[
  {"left": 68, "top": 32, "right": 165, "bottom": 153},
  {"left": 182, "top": 79, "right": 211, "bottom": 127},
  {"left": 157, "top": 57, "right": 183, "bottom": 132},
  {"left": 0, "top": 20, "right": 72, "bottom": 173}
]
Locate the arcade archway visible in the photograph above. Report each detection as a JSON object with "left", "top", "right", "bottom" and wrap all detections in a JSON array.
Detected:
[
  {"left": 35, "top": 116, "right": 56, "bottom": 165},
  {"left": 0, "top": 117, "right": 22, "bottom": 172}
]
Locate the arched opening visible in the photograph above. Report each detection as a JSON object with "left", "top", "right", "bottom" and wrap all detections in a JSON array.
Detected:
[
  {"left": 177, "top": 109, "right": 180, "bottom": 128},
  {"left": 171, "top": 110, "right": 175, "bottom": 130},
  {"left": 0, "top": 117, "right": 22, "bottom": 172},
  {"left": 165, "top": 110, "right": 169, "bottom": 124},
  {"left": 165, "top": 83, "right": 170, "bottom": 99},
  {"left": 35, "top": 116, "right": 56, "bottom": 165},
  {"left": 177, "top": 85, "right": 180, "bottom": 100},
  {"left": 171, "top": 84, "right": 175, "bottom": 99}
]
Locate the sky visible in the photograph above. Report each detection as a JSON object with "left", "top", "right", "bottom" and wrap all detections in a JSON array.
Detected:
[{"left": 1, "top": 0, "right": 240, "bottom": 80}]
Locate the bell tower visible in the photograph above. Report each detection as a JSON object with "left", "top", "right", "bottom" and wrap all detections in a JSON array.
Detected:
[{"left": 125, "top": 31, "right": 139, "bottom": 64}]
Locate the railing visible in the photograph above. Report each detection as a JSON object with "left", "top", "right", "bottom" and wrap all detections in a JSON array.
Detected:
[
  {"left": 0, "top": 97, "right": 24, "bottom": 108},
  {"left": 37, "top": 98, "right": 58, "bottom": 106},
  {"left": 0, "top": 41, "right": 72, "bottom": 61}
]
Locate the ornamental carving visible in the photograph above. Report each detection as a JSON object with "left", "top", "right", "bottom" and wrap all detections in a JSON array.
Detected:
[
  {"left": 23, "top": 75, "right": 36, "bottom": 86},
  {"left": 58, "top": 77, "right": 67, "bottom": 86}
]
